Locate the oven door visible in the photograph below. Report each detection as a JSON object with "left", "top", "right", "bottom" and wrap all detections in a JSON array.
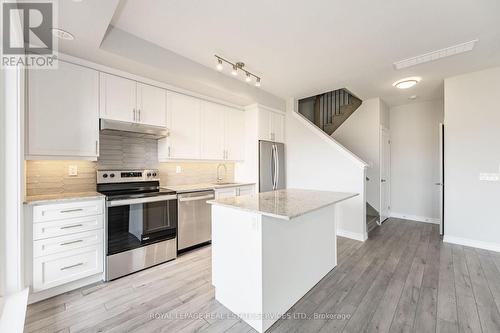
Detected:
[{"left": 106, "top": 194, "right": 177, "bottom": 255}]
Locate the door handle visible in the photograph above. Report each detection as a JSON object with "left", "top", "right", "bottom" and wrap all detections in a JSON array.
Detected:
[{"left": 435, "top": 182, "right": 443, "bottom": 186}]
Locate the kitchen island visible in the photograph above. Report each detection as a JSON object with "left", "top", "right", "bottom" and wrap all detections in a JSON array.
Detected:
[{"left": 208, "top": 189, "right": 358, "bottom": 333}]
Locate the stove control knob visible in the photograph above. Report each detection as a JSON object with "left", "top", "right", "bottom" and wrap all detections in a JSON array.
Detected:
[
  {"left": 102, "top": 173, "right": 108, "bottom": 178},
  {"left": 152, "top": 172, "right": 157, "bottom": 177},
  {"left": 147, "top": 173, "right": 152, "bottom": 177},
  {"left": 110, "top": 173, "right": 115, "bottom": 178}
]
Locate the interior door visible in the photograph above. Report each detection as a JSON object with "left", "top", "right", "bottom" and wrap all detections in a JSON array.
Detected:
[
  {"left": 380, "top": 127, "right": 391, "bottom": 223},
  {"left": 438, "top": 123, "right": 444, "bottom": 235}
]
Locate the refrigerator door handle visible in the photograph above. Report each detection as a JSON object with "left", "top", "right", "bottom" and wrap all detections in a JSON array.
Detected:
[
  {"left": 271, "top": 144, "right": 276, "bottom": 190},
  {"left": 273, "top": 144, "right": 278, "bottom": 190},
  {"left": 275, "top": 145, "right": 280, "bottom": 189}
]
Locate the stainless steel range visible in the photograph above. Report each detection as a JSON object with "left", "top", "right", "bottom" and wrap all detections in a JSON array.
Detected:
[{"left": 97, "top": 169, "right": 177, "bottom": 280}]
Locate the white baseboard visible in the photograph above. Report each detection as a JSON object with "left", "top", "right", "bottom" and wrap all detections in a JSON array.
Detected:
[
  {"left": 390, "top": 212, "right": 440, "bottom": 225},
  {"left": 337, "top": 228, "right": 367, "bottom": 242},
  {"left": 444, "top": 235, "right": 500, "bottom": 253}
]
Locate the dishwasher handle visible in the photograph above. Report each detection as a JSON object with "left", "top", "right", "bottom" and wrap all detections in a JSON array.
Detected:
[{"left": 178, "top": 194, "right": 214, "bottom": 202}]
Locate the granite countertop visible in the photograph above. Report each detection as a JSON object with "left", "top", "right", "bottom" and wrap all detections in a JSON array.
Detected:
[
  {"left": 208, "top": 188, "right": 358, "bottom": 220},
  {"left": 24, "top": 192, "right": 105, "bottom": 205},
  {"left": 162, "top": 182, "right": 256, "bottom": 193}
]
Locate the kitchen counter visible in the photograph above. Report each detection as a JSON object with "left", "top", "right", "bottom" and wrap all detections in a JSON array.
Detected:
[
  {"left": 208, "top": 188, "right": 358, "bottom": 220},
  {"left": 24, "top": 192, "right": 105, "bottom": 205},
  {"left": 162, "top": 182, "right": 255, "bottom": 193}
]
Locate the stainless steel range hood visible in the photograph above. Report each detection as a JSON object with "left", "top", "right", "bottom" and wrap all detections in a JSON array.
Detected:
[{"left": 100, "top": 119, "right": 168, "bottom": 139}]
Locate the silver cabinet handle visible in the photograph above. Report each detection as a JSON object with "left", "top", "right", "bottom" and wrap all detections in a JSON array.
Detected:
[
  {"left": 60, "top": 240, "right": 83, "bottom": 246},
  {"left": 138, "top": 109, "right": 141, "bottom": 122},
  {"left": 381, "top": 179, "right": 387, "bottom": 183},
  {"left": 178, "top": 194, "right": 214, "bottom": 202},
  {"left": 168, "top": 146, "right": 171, "bottom": 157},
  {"left": 133, "top": 108, "right": 136, "bottom": 122},
  {"left": 60, "top": 262, "right": 84, "bottom": 271},
  {"left": 60, "top": 208, "right": 83, "bottom": 213},
  {"left": 60, "top": 224, "right": 83, "bottom": 229},
  {"left": 95, "top": 140, "right": 98, "bottom": 155},
  {"left": 435, "top": 182, "right": 443, "bottom": 186}
]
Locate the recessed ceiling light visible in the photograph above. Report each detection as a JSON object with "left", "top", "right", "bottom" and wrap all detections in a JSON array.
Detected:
[
  {"left": 393, "top": 77, "right": 421, "bottom": 89},
  {"left": 52, "top": 28, "right": 74, "bottom": 40},
  {"left": 408, "top": 95, "right": 418, "bottom": 100}
]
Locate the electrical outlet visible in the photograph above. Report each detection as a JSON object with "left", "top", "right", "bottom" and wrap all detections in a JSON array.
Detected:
[
  {"left": 68, "top": 165, "right": 78, "bottom": 176},
  {"left": 479, "top": 173, "right": 499, "bottom": 182},
  {"left": 176, "top": 166, "right": 182, "bottom": 174}
]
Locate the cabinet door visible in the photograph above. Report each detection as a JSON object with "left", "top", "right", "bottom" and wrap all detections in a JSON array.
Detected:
[
  {"left": 238, "top": 185, "right": 255, "bottom": 196},
  {"left": 27, "top": 61, "right": 99, "bottom": 158},
  {"left": 215, "top": 187, "right": 238, "bottom": 199},
  {"left": 258, "top": 108, "right": 272, "bottom": 141},
  {"left": 99, "top": 73, "right": 136, "bottom": 122},
  {"left": 137, "top": 83, "right": 167, "bottom": 127},
  {"left": 201, "top": 102, "right": 225, "bottom": 160},
  {"left": 271, "top": 111, "right": 285, "bottom": 143},
  {"left": 224, "top": 107, "right": 245, "bottom": 161},
  {"left": 167, "top": 92, "right": 201, "bottom": 159}
]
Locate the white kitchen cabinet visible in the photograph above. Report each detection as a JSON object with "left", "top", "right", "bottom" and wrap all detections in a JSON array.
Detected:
[
  {"left": 224, "top": 107, "right": 245, "bottom": 161},
  {"left": 100, "top": 73, "right": 167, "bottom": 126},
  {"left": 214, "top": 184, "right": 255, "bottom": 199},
  {"left": 27, "top": 61, "right": 99, "bottom": 159},
  {"left": 25, "top": 198, "right": 105, "bottom": 294},
  {"left": 201, "top": 102, "right": 225, "bottom": 160},
  {"left": 137, "top": 82, "right": 167, "bottom": 127},
  {"left": 99, "top": 73, "right": 136, "bottom": 123},
  {"left": 164, "top": 91, "right": 201, "bottom": 159},
  {"left": 258, "top": 107, "right": 285, "bottom": 143}
]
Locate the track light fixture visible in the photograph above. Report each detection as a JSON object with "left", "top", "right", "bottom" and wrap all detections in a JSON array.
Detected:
[{"left": 215, "top": 55, "right": 261, "bottom": 87}]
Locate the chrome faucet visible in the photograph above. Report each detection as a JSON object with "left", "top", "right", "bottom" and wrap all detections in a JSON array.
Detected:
[{"left": 216, "top": 163, "right": 227, "bottom": 183}]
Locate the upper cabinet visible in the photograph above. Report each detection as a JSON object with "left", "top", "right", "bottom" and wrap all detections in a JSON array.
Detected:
[
  {"left": 27, "top": 61, "right": 100, "bottom": 160},
  {"left": 159, "top": 93, "right": 245, "bottom": 162},
  {"left": 160, "top": 91, "right": 202, "bottom": 159},
  {"left": 258, "top": 107, "right": 285, "bottom": 143},
  {"left": 99, "top": 73, "right": 166, "bottom": 127}
]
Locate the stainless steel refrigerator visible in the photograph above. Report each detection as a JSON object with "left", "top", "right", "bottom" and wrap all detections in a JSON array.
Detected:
[{"left": 259, "top": 140, "right": 286, "bottom": 192}]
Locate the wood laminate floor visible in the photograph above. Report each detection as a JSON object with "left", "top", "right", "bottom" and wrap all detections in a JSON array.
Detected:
[{"left": 25, "top": 219, "right": 500, "bottom": 333}]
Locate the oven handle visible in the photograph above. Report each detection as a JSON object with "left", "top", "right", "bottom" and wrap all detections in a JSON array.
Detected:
[
  {"left": 107, "top": 194, "right": 178, "bottom": 207},
  {"left": 178, "top": 194, "right": 214, "bottom": 202}
]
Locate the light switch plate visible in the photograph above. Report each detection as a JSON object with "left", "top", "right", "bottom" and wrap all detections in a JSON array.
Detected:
[
  {"left": 479, "top": 173, "right": 499, "bottom": 181},
  {"left": 176, "top": 166, "right": 182, "bottom": 174},
  {"left": 68, "top": 165, "right": 78, "bottom": 176}
]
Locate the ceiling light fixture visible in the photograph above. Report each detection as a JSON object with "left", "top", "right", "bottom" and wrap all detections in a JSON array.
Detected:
[
  {"left": 52, "top": 28, "right": 74, "bottom": 40},
  {"left": 214, "top": 55, "right": 261, "bottom": 87},
  {"left": 393, "top": 39, "right": 478, "bottom": 70},
  {"left": 216, "top": 59, "right": 223, "bottom": 71},
  {"left": 408, "top": 95, "right": 418, "bottom": 100},
  {"left": 393, "top": 77, "right": 421, "bottom": 89}
]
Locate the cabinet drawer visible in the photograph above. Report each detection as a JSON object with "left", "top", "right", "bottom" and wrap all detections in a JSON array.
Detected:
[
  {"left": 33, "top": 215, "right": 103, "bottom": 240},
  {"left": 33, "top": 229, "right": 103, "bottom": 258},
  {"left": 33, "top": 245, "right": 104, "bottom": 292},
  {"left": 33, "top": 199, "right": 103, "bottom": 223}
]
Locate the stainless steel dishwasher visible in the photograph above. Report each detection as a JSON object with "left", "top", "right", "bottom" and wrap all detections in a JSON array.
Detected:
[{"left": 177, "top": 190, "right": 214, "bottom": 251}]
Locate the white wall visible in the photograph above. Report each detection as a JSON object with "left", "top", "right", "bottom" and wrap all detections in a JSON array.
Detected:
[
  {"left": 444, "top": 67, "right": 500, "bottom": 251},
  {"left": 390, "top": 100, "right": 443, "bottom": 221},
  {"left": 286, "top": 100, "right": 367, "bottom": 241},
  {"left": 332, "top": 98, "right": 384, "bottom": 211}
]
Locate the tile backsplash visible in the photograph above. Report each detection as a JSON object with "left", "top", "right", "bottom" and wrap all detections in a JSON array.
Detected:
[
  {"left": 97, "top": 133, "right": 158, "bottom": 170},
  {"left": 159, "top": 162, "right": 234, "bottom": 186},
  {"left": 25, "top": 160, "right": 97, "bottom": 196}
]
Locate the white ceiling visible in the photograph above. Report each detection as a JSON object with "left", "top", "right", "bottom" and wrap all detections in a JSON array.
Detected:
[{"left": 58, "top": 0, "right": 500, "bottom": 106}]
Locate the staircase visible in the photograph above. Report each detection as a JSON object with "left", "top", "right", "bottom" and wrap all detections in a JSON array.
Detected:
[
  {"left": 298, "top": 88, "right": 362, "bottom": 136},
  {"left": 366, "top": 202, "right": 380, "bottom": 234}
]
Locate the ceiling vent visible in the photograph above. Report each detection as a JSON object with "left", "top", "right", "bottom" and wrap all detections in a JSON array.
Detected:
[{"left": 393, "top": 39, "right": 478, "bottom": 70}]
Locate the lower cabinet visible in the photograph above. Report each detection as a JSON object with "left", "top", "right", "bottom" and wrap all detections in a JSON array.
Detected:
[
  {"left": 26, "top": 198, "right": 105, "bottom": 293},
  {"left": 214, "top": 184, "right": 256, "bottom": 199}
]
